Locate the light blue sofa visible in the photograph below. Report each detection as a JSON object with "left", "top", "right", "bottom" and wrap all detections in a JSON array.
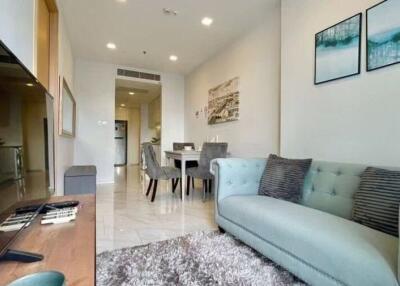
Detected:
[{"left": 211, "top": 158, "right": 399, "bottom": 286}]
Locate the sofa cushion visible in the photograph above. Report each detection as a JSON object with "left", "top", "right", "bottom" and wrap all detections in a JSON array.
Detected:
[
  {"left": 301, "top": 161, "right": 366, "bottom": 220},
  {"left": 353, "top": 167, "right": 400, "bottom": 237},
  {"left": 218, "top": 195, "right": 398, "bottom": 286},
  {"left": 258, "top": 154, "right": 312, "bottom": 202}
]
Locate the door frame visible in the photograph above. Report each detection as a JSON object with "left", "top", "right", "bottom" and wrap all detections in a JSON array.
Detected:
[
  {"left": 43, "top": 118, "right": 49, "bottom": 170},
  {"left": 114, "top": 120, "right": 128, "bottom": 166}
]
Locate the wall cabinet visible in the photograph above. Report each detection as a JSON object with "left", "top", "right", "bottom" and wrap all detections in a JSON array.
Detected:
[{"left": 148, "top": 96, "right": 161, "bottom": 128}]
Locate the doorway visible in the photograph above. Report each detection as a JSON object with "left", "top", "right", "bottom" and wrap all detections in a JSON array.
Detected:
[
  {"left": 114, "top": 120, "right": 128, "bottom": 166},
  {"left": 114, "top": 78, "right": 162, "bottom": 167}
]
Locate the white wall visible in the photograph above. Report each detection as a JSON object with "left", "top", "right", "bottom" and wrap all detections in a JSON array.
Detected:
[
  {"left": 0, "top": 0, "right": 35, "bottom": 73},
  {"left": 54, "top": 12, "right": 76, "bottom": 194},
  {"left": 140, "top": 104, "right": 156, "bottom": 143},
  {"left": 281, "top": 0, "right": 400, "bottom": 166},
  {"left": 73, "top": 59, "right": 116, "bottom": 184},
  {"left": 160, "top": 73, "right": 184, "bottom": 163},
  {"left": 184, "top": 4, "right": 281, "bottom": 158},
  {"left": 73, "top": 61, "right": 185, "bottom": 182}
]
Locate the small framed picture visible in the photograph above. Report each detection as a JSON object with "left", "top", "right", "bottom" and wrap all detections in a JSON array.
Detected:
[
  {"left": 314, "top": 13, "right": 362, "bottom": 85},
  {"left": 367, "top": 0, "right": 400, "bottom": 71},
  {"left": 59, "top": 78, "right": 76, "bottom": 137}
]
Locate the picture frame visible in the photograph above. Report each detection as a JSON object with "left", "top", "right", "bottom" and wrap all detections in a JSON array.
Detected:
[
  {"left": 314, "top": 13, "right": 362, "bottom": 85},
  {"left": 59, "top": 77, "right": 76, "bottom": 137},
  {"left": 366, "top": 0, "right": 400, "bottom": 72},
  {"left": 208, "top": 77, "right": 240, "bottom": 125}
]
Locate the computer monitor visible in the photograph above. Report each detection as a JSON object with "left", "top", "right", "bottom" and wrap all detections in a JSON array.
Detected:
[{"left": 0, "top": 40, "right": 55, "bottom": 262}]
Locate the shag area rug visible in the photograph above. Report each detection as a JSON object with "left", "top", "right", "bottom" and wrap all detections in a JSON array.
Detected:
[{"left": 97, "top": 231, "right": 305, "bottom": 286}]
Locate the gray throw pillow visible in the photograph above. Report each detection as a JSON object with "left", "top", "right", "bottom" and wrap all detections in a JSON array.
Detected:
[
  {"left": 258, "top": 154, "right": 312, "bottom": 203},
  {"left": 353, "top": 167, "right": 400, "bottom": 237}
]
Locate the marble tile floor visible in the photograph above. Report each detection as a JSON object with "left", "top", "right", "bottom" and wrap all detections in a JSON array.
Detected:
[{"left": 96, "top": 165, "right": 217, "bottom": 253}]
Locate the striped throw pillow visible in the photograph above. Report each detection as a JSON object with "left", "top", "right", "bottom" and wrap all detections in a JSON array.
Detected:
[
  {"left": 258, "top": 154, "right": 312, "bottom": 203},
  {"left": 353, "top": 167, "right": 400, "bottom": 237}
]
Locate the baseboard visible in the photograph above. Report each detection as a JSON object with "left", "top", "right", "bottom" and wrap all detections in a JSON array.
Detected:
[{"left": 97, "top": 180, "right": 115, "bottom": 185}]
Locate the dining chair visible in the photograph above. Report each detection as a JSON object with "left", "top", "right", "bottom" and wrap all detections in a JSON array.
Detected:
[
  {"left": 173, "top": 142, "right": 198, "bottom": 190},
  {"left": 142, "top": 143, "right": 181, "bottom": 202},
  {"left": 186, "top": 142, "right": 228, "bottom": 201}
]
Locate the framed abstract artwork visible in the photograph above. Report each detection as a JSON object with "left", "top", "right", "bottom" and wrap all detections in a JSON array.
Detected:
[
  {"left": 367, "top": 0, "right": 400, "bottom": 71},
  {"left": 314, "top": 13, "right": 362, "bottom": 85}
]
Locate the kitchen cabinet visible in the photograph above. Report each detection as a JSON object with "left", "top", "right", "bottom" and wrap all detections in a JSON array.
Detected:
[{"left": 148, "top": 96, "right": 161, "bottom": 128}]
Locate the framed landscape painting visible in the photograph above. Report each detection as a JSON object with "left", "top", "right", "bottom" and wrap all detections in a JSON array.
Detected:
[
  {"left": 315, "top": 13, "right": 362, "bottom": 85},
  {"left": 208, "top": 77, "right": 239, "bottom": 125},
  {"left": 367, "top": 0, "right": 400, "bottom": 71}
]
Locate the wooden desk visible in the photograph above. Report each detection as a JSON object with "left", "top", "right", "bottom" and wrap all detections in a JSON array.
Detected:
[
  {"left": 0, "top": 194, "right": 95, "bottom": 286},
  {"left": 164, "top": 150, "right": 201, "bottom": 202}
]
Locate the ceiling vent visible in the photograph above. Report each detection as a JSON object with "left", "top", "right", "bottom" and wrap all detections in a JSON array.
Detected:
[{"left": 117, "top": 69, "right": 161, "bottom": 81}]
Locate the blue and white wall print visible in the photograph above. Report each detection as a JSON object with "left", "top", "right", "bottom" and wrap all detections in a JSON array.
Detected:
[
  {"left": 315, "top": 14, "right": 362, "bottom": 84},
  {"left": 367, "top": 0, "right": 400, "bottom": 71}
]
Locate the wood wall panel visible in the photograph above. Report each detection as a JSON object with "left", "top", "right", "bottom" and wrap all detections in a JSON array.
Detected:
[{"left": 36, "top": 0, "right": 50, "bottom": 90}]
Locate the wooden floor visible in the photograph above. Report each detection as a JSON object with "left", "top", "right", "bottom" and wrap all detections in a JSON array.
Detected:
[{"left": 0, "top": 194, "right": 95, "bottom": 286}]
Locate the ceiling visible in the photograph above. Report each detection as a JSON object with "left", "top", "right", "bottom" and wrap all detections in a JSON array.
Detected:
[
  {"left": 115, "top": 79, "right": 160, "bottom": 108},
  {"left": 58, "top": 0, "right": 278, "bottom": 74}
]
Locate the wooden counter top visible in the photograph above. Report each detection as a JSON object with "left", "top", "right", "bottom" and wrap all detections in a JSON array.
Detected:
[{"left": 0, "top": 194, "right": 95, "bottom": 286}]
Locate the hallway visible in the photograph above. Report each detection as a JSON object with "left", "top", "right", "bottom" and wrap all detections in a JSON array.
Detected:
[{"left": 96, "top": 165, "right": 217, "bottom": 253}]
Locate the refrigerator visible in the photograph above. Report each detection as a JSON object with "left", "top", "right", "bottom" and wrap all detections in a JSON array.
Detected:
[{"left": 114, "top": 121, "right": 127, "bottom": 166}]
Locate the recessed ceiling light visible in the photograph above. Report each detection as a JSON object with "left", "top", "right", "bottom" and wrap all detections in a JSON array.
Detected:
[
  {"left": 115, "top": 0, "right": 126, "bottom": 3},
  {"left": 169, "top": 55, "right": 178, "bottom": 61},
  {"left": 26, "top": 83, "right": 34, "bottom": 87},
  {"left": 129, "top": 92, "right": 135, "bottom": 95},
  {"left": 201, "top": 17, "right": 213, "bottom": 26},
  {"left": 120, "top": 104, "right": 126, "bottom": 107},
  {"left": 106, "top": 42, "right": 117, "bottom": 50}
]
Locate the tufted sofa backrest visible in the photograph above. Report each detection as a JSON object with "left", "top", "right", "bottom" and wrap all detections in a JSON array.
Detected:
[{"left": 301, "top": 161, "right": 400, "bottom": 220}]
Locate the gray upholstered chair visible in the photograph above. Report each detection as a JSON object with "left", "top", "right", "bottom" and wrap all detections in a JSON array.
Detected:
[
  {"left": 173, "top": 142, "right": 198, "bottom": 189},
  {"left": 142, "top": 143, "right": 181, "bottom": 202},
  {"left": 186, "top": 142, "right": 228, "bottom": 200}
]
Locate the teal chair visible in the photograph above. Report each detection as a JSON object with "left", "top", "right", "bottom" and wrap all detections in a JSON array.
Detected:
[{"left": 7, "top": 271, "right": 65, "bottom": 286}]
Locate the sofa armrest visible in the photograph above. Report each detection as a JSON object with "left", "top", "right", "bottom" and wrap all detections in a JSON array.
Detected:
[{"left": 211, "top": 158, "right": 267, "bottom": 202}]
